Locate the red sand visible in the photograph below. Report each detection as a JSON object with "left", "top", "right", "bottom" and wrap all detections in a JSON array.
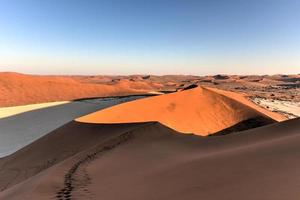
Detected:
[
  {"left": 1, "top": 72, "right": 299, "bottom": 107},
  {"left": 0, "top": 72, "right": 156, "bottom": 107},
  {"left": 77, "top": 86, "right": 284, "bottom": 135}
]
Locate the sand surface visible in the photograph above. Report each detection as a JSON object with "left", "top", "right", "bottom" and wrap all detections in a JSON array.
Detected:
[
  {"left": 252, "top": 97, "right": 300, "bottom": 119},
  {"left": 1, "top": 72, "right": 299, "bottom": 107},
  {"left": 0, "top": 96, "right": 144, "bottom": 158},
  {"left": 0, "top": 101, "right": 70, "bottom": 119},
  {"left": 0, "top": 72, "right": 156, "bottom": 107},
  {"left": 0, "top": 118, "right": 299, "bottom": 199},
  {"left": 0, "top": 78, "right": 298, "bottom": 199},
  {"left": 77, "top": 86, "right": 284, "bottom": 135}
]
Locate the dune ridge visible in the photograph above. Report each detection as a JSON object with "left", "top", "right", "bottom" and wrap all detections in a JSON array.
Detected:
[
  {"left": 77, "top": 86, "right": 283, "bottom": 136},
  {"left": 0, "top": 72, "right": 157, "bottom": 107},
  {"left": 0, "top": 118, "right": 299, "bottom": 199},
  {"left": 0, "top": 121, "right": 153, "bottom": 191}
]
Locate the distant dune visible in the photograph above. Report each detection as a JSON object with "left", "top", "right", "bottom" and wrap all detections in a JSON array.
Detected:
[
  {"left": 77, "top": 86, "right": 284, "bottom": 135},
  {"left": 1, "top": 72, "right": 299, "bottom": 107},
  {"left": 0, "top": 72, "right": 158, "bottom": 107}
]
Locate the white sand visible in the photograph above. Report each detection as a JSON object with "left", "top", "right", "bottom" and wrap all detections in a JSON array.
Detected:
[
  {"left": 147, "top": 91, "right": 165, "bottom": 95},
  {"left": 252, "top": 98, "right": 300, "bottom": 119},
  {"left": 0, "top": 96, "right": 144, "bottom": 158},
  {"left": 0, "top": 101, "right": 70, "bottom": 119}
]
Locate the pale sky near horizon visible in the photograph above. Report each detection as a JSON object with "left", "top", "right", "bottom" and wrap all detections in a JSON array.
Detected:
[{"left": 0, "top": 0, "right": 299, "bottom": 75}]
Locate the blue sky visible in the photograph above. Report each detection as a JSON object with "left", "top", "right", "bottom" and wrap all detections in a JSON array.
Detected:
[{"left": 0, "top": 0, "right": 299, "bottom": 75}]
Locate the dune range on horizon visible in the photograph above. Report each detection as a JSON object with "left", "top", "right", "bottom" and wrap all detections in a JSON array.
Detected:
[
  {"left": 1, "top": 72, "right": 299, "bottom": 108},
  {"left": 0, "top": 72, "right": 160, "bottom": 107}
]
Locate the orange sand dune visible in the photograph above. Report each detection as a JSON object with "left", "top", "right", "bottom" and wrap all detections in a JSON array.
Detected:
[
  {"left": 77, "top": 86, "right": 284, "bottom": 136},
  {"left": 1, "top": 72, "right": 299, "bottom": 107},
  {"left": 207, "top": 87, "right": 286, "bottom": 121},
  {"left": 0, "top": 72, "right": 157, "bottom": 107}
]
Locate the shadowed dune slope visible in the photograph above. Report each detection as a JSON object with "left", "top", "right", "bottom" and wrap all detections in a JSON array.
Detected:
[
  {"left": 0, "top": 118, "right": 299, "bottom": 200},
  {"left": 77, "top": 86, "right": 282, "bottom": 136},
  {"left": 0, "top": 121, "right": 152, "bottom": 191},
  {"left": 0, "top": 96, "right": 143, "bottom": 158}
]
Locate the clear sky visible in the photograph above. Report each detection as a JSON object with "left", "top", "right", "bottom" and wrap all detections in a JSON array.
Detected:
[{"left": 0, "top": 0, "right": 299, "bottom": 75}]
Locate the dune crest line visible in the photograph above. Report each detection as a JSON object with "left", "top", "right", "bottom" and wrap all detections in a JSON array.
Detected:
[{"left": 77, "top": 86, "right": 285, "bottom": 136}]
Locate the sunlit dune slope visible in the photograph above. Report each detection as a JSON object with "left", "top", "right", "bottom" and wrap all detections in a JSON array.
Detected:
[
  {"left": 0, "top": 72, "right": 156, "bottom": 107},
  {"left": 77, "top": 86, "right": 283, "bottom": 136},
  {"left": 207, "top": 87, "right": 286, "bottom": 121}
]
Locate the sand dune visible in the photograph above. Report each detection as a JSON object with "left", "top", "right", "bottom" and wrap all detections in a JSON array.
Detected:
[
  {"left": 206, "top": 87, "right": 287, "bottom": 121},
  {"left": 0, "top": 118, "right": 299, "bottom": 199},
  {"left": 0, "top": 72, "right": 155, "bottom": 107},
  {"left": 0, "top": 96, "right": 144, "bottom": 158},
  {"left": 77, "top": 86, "right": 284, "bottom": 135},
  {"left": 0, "top": 80, "right": 297, "bottom": 200},
  {"left": 1, "top": 72, "right": 299, "bottom": 107},
  {"left": 0, "top": 121, "right": 150, "bottom": 192}
]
